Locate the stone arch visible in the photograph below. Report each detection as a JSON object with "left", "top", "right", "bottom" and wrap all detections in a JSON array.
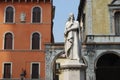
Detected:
[
  {"left": 95, "top": 51, "right": 120, "bottom": 80},
  {"left": 45, "top": 44, "right": 64, "bottom": 80},
  {"left": 51, "top": 51, "right": 64, "bottom": 70},
  {"left": 51, "top": 51, "right": 64, "bottom": 80},
  {"left": 94, "top": 51, "right": 120, "bottom": 68}
]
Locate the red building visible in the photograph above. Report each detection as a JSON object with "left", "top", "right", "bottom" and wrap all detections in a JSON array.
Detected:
[{"left": 0, "top": 0, "right": 54, "bottom": 80}]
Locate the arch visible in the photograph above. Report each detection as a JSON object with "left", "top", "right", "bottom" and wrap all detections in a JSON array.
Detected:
[
  {"left": 46, "top": 45, "right": 87, "bottom": 80},
  {"left": 51, "top": 51, "right": 64, "bottom": 80},
  {"left": 46, "top": 47, "right": 64, "bottom": 80},
  {"left": 30, "top": 32, "right": 41, "bottom": 50},
  {"left": 51, "top": 51, "right": 64, "bottom": 70},
  {"left": 4, "top": 32, "right": 14, "bottom": 50},
  {"left": 4, "top": 5, "right": 15, "bottom": 23},
  {"left": 31, "top": 6, "right": 42, "bottom": 23},
  {"left": 95, "top": 51, "right": 120, "bottom": 80},
  {"left": 3, "top": 31, "right": 15, "bottom": 38},
  {"left": 3, "top": 31, "right": 14, "bottom": 50},
  {"left": 95, "top": 51, "right": 120, "bottom": 68}
]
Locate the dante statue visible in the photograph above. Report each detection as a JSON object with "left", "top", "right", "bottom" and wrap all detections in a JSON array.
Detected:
[{"left": 64, "top": 13, "right": 81, "bottom": 60}]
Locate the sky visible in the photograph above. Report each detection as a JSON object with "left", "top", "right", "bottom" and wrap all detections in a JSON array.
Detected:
[{"left": 53, "top": 0, "right": 80, "bottom": 42}]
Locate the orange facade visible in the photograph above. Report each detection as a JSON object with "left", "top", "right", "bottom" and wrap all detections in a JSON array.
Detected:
[{"left": 0, "top": 0, "right": 53, "bottom": 79}]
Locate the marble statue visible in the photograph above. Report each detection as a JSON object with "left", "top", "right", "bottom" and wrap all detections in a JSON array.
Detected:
[
  {"left": 20, "top": 12, "right": 26, "bottom": 22},
  {"left": 64, "top": 13, "right": 81, "bottom": 60}
]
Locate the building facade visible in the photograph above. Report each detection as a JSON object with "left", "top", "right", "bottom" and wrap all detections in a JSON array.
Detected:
[
  {"left": 78, "top": 0, "right": 120, "bottom": 80},
  {"left": 0, "top": 0, "right": 54, "bottom": 80}
]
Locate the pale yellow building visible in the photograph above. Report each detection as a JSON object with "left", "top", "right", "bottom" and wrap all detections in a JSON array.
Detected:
[{"left": 78, "top": 0, "right": 120, "bottom": 80}]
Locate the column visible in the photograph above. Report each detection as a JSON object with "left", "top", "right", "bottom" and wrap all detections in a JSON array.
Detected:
[
  {"left": 86, "top": 50, "right": 96, "bottom": 80},
  {"left": 86, "top": 0, "right": 93, "bottom": 35}
]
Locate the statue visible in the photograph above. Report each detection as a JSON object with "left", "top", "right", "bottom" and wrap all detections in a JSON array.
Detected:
[
  {"left": 64, "top": 13, "right": 81, "bottom": 60},
  {"left": 20, "top": 12, "right": 26, "bottom": 22}
]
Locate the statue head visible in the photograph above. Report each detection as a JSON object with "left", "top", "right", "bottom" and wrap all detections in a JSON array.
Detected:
[{"left": 68, "top": 13, "right": 75, "bottom": 21}]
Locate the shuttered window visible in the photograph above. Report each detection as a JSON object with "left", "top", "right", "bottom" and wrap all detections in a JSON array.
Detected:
[
  {"left": 32, "top": 63, "right": 39, "bottom": 79},
  {"left": 4, "top": 33, "right": 13, "bottom": 49},
  {"left": 3, "top": 63, "right": 11, "bottom": 78},
  {"left": 5, "top": 7, "right": 14, "bottom": 23},
  {"left": 32, "top": 7, "right": 41, "bottom": 23},
  {"left": 32, "top": 33, "right": 40, "bottom": 49}
]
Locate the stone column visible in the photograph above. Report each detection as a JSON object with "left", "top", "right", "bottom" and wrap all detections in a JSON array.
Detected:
[
  {"left": 61, "top": 60, "right": 87, "bottom": 80},
  {"left": 86, "top": 50, "right": 96, "bottom": 80},
  {"left": 86, "top": 0, "right": 93, "bottom": 35}
]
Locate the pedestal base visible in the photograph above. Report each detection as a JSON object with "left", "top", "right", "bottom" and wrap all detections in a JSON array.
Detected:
[{"left": 61, "top": 60, "right": 86, "bottom": 80}]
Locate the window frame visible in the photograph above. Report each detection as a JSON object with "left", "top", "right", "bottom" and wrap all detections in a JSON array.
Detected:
[
  {"left": 108, "top": 0, "right": 120, "bottom": 35},
  {"left": 30, "top": 62, "right": 40, "bottom": 79},
  {"left": 3, "top": 32, "right": 14, "bottom": 50},
  {"left": 2, "top": 62, "right": 12, "bottom": 79},
  {"left": 114, "top": 11, "right": 120, "bottom": 35},
  {"left": 30, "top": 32, "right": 41, "bottom": 50},
  {"left": 31, "top": 6, "right": 42, "bottom": 24},
  {"left": 4, "top": 5, "right": 15, "bottom": 23}
]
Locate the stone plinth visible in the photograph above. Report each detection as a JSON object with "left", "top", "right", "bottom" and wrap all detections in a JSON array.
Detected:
[{"left": 61, "top": 60, "right": 87, "bottom": 80}]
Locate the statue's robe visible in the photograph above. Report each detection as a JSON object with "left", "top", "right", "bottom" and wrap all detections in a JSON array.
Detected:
[{"left": 64, "top": 21, "right": 81, "bottom": 60}]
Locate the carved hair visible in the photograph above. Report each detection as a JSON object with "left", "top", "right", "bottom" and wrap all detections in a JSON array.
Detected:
[{"left": 68, "top": 13, "right": 75, "bottom": 21}]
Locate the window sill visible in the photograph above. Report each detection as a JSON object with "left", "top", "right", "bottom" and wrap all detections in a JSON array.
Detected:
[
  {"left": 31, "top": 22, "right": 42, "bottom": 24},
  {"left": 4, "top": 22, "right": 15, "bottom": 24}
]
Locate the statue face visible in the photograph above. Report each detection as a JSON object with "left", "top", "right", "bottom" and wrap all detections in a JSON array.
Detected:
[
  {"left": 69, "top": 13, "right": 74, "bottom": 21},
  {"left": 69, "top": 13, "right": 74, "bottom": 18}
]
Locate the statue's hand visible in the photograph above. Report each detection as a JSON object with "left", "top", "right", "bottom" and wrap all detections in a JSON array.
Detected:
[{"left": 64, "top": 32, "right": 68, "bottom": 36}]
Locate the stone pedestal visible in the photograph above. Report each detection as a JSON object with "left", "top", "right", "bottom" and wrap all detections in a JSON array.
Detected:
[{"left": 61, "top": 60, "right": 87, "bottom": 80}]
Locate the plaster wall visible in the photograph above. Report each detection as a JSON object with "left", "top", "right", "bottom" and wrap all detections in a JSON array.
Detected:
[
  {"left": 92, "top": 0, "right": 112, "bottom": 34},
  {"left": 0, "top": 1, "right": 53, "bottom": 79}
]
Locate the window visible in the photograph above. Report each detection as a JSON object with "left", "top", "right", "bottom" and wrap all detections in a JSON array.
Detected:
[
  {"left": 4, "top": 33, "right": 13, "bottom": 49},
  {"left": 32, "top": 7, "right": 41, "bottom": 23},
  {"left": 31, "top": 63, "right": 40, "bottom": 79},
  {"left": 114, "top": 12, "right": 120, "bottom": 35},
  {"left": 3, "top": 63, "right": 11, "bottom": 78},
  {"left": 32, "top": 33, "right": 40, "bottom": 49},
  {"left": 5, "top": 6, "right": 14, "bottom": 23},
  {"left": 109, "top": 0, "right": 120, "bottom": 35}
]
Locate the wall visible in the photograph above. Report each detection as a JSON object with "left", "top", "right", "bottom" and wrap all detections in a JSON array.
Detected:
[
  {"left": 92, "top": 0, "right": 112, "bottom": 34},
  {"left": 0, "top": 1, "right": 53, "bottom": 79}
]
